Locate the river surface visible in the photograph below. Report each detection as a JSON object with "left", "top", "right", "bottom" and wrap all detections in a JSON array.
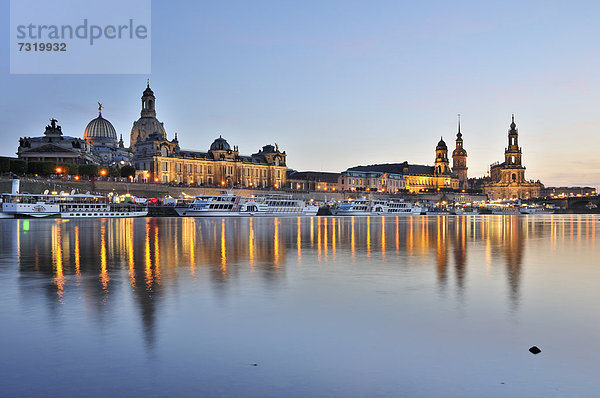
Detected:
[{"left": 0, "top": 215, "right": 598, "bottom": 397}]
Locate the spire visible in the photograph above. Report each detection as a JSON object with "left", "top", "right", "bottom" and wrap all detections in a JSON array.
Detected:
[
  {"left": 147, "top": 78, "right": 150, "bottom": 88},
  {"left": 510, "top": 113, "right": 516, "bottom": 130},
  {"left": 457, "top": 114, "right": 462, "bottom": 139},
  {"left": 98, "top": 101, "right": 103, "bottom": 116}
]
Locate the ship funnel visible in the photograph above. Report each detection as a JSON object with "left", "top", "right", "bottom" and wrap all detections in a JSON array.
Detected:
[{"left": 11, "top": 179, "right": 20, "bottom": 194}]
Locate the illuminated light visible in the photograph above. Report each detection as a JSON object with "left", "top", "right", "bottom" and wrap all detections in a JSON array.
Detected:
[
  {"left": 74, "top": 175, "right": 80, "bottom": 181},
  {"left": 274, "top": 184, "right": 279, "bottom": 189},
  {"left": 56, "top": 167, "right": 62, "bottom": 174},
  {"left": 99, "top": 169, "right": 107, "bottom": 176},
  {"left": 23, "top": 220, "right": 29, "bottom": 231},
  {"left": 297, "top": 184, "right": 301, "bottom": 189},
  {"left": 154, "top": 178, "right": 159, "bottom": 183}
]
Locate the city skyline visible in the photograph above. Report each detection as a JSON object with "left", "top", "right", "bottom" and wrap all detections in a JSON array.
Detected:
[{"left": 2, "top": 1, "right": 599, "bottom": 188}]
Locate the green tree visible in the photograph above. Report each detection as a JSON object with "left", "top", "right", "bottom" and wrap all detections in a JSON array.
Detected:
[
  {"left": 9, "top": 159, "right": 27, "bottom": 174},
  {"left": 120, "top": 165, "right": 136, "bottom": 178},
  {"left": 108, "top": 167, "right": 120, "bottom": 177},
  {"left": 79, "top": 164, "right": 99, "bottom": 177},
  {"left": 0, "top": 157, "right": 11, "bottom": 173}
]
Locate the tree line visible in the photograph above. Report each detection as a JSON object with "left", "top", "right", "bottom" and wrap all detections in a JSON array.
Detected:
[{"left": 0, "top": 157, "right": 136, "bottom": 178}]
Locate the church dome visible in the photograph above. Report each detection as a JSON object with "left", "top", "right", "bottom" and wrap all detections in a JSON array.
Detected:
[
  {"left": 210, "top": 136, "right": 231, "bottom": 151},
  {"left": 84, "top": 115, "right": 117, "bottom": 143},
  {"left": 436, "top": 137, "right": 447, "bottom": 150}
]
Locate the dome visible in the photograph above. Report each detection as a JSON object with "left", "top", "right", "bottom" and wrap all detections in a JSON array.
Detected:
[
  {"left": 453, "top": 147, "right": 467, "bottom": 156},
  {"left": 210, "top": 136, "right": 231, "bottom": 151},
  {"left": 436, "top": 137, "right": 447, "bottom": 150},
  {"left": 84, "top": 115, "right": 117, "bottom": 143}
]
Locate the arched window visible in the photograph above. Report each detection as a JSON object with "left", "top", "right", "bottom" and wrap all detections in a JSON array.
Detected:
[
  {"left": 161, "top": 146, "right": 168, "bottom": 157},
  {"left": 512, "top": 173, "right": 516, "bottom": 181}
]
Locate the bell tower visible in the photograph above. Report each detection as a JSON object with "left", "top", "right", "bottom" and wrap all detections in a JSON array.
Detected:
[
  {"left": 505, "top": 114, "right": 522, "bottom": 166},
  {"left": 141, "top": 79, "right": 156, "bottom": 118},
  {"left": 502, "top": 114, "right": 526, "bottom": 184},
  {"left": 452, "top": 114, "right": 468, "bottom": 189},
  {"left": 434, "top": 137, "right": 449, "bottom": 176}
]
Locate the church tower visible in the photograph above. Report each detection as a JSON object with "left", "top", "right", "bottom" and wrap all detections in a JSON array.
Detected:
[
  {"left": 141, "top": 80, "right": 156, "bottom": 118},
  {"left": 130, "top": 80, "right": 168, "bottom": 152},
  {"left": 434, "top": 137, "right": 449, "bottom": 176},
  {"left": 502, "top": 114, "right": 525, "bottom": 183},
  {"left": 452, "top": 115, "right": 468, "bottom": 189}
]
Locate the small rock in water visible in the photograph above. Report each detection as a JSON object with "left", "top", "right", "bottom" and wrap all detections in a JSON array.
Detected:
[
  {"left": 529, "top": 346, "right": 542, "bottom": 354},
  {"left": 251, "top": 363, "right": 258, "bottom": 366}
]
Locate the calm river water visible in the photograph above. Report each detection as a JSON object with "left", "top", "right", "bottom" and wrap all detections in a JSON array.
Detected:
[{"left": 0, "top": 215, "right": 598, "bottom": 397}]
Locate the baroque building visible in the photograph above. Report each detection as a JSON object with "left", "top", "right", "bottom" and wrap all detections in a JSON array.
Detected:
[
  {"left": 83, "top": 103, "right": 133, "bottom": 166},
  {"left": 340, "top": 136, "right": 460, "bottom": 193},
  {"left": 482, "top": 115, "right": 543, "bottom": 199},
  {"left": 17, "top": 118, "right": 96, "bottom": 164},
  {"left": 131, "top": 83, "right": 287, "bottom": 187}
]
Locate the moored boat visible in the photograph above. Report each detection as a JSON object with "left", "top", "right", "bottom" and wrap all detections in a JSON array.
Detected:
[
  {"left": 1, "top": 192, "right": 148, "bottom": 218},
  {"left": 175, "top": 192, "right": 319, "bottom": 217},
  {"left": 331, "top": 198, "right": 422, "bottom": 216}
]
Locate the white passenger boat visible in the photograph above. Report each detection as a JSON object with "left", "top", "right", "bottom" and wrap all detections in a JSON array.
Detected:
[
  {"left": 175, "top": 192, "right": 319, "bottom": 217},
  {"left": 331, "top": 198, "right": 422, "bottom": 216},
  {"left": 1, "top": 193, "right": 148, "bottom": 218}
]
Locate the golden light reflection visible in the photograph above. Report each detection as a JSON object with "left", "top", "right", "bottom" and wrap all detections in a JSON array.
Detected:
[
  {"left": 297, "top": 217, "right": 302, "bottom": 263},
  {"left": 100, "top": 223, "right": 109, "bottom": 291},
  {"left": 145, "top": 220, "right": 153, "bottom": 290},
  {"left": 126, "top": 218, "right": 135, "bottom": 287},
  {"left": 381, "top": 216, "right": 386, "bottom": 259},
  {"left": 396, "top": 216, "right": 400, "bottom": 254},
  {"left": 52, "top": 222, "right": 65, "bottom": 300},
  {"left": 323, "top": 217, "right": 328, "bottom": 260},
  {"left": 220, "top": 219, "right": 227, "bottom": 274},
  {"left": 366, "top": 216, "right": 371, "bottom": 257},
  {"left": 249, "top": 218, "right": 255, "bottom": 270},
  {"left": 317, "top": 216, "right": 322, "bottom": 261},
  {"left": 154, "top": 221, "right": 161, "bottom": 284},
  {"left": 310, "top": 216, "right": 314, "bottom": 247},
  {"left": 74, "top": 225, "right": 81, "bottom": 276},
  {"left": 187, "top": 219, "right": 196, "bottom": 274},
  {"left": 274, "top": 217, "right": 280, "bottom": 268},
  {"left": 331, "top": 217, "right": 336, "bottom": 259},
  {"left": 351, "top": 216, "right": 355, "bottom": 258}
]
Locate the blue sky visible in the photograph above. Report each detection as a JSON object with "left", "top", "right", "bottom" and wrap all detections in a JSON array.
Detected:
[{"left": 1, "top": 0, "right": 599, "bottom": 187}]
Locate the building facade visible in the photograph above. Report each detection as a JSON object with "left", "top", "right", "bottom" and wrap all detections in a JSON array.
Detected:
[
  {"left": 287, "top": 171, "right": 341, "bottom": 191},
  {"left": 482, "top": 116, "right": 543, "bottom": 200},
  {"left": 338, "top": 170, "right": 406, "bottom": 193},
  {"left": 131, "top": 84, "right": 287, "bottom": 187},
  {"left": 17, "top": 119, "right": 96, "bottom": 164},
  {"left": 342, "top": 136, "right": 460, "bottom": 193}
]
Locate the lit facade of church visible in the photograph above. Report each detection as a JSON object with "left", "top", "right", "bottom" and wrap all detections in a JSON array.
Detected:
[
  {"left": 131, "top": 83, "right": 287, "bottom": 188},
  {"left": 340, "top": 122, "right": 467, "bottom": 193},
  {"left": 482, "top": 116, "right": 543, "bottom": 200}
]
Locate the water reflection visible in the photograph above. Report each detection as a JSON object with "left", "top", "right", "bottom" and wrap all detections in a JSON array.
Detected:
[{"left": 1, "top": 215, "right": 598, "bottom": 347}]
